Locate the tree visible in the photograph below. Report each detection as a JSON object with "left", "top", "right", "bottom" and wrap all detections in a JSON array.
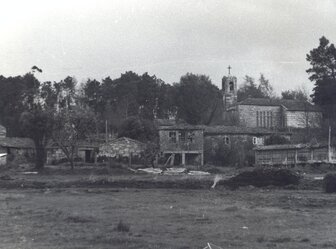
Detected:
[
  {"left": 54, "top": 76, "right": 77, "bottom": 109},
  {"left": 237, "top": 74, "right": 273, "bottom": 101},
  {"left": 307, "top": 37, "right": 336, "bottom": 130},
  {"left": 52, "top": 107, "right": 96, "bottom": 169},
  {"left": 0, "top": 74, "right": 40, "bottom": 136},
  {"left": 175, "top": 73, "right": 221, "bottom": 125},
  {"left": 281, "top": 86, "right": 310, "bottom": 101},
  {"left": 306, "top": 36, "right": 336, "bottom": 82},
  {"left": 20, "top": 106, "right": 54, "bottom": 170},
  {"left": 118, "top": 117, "right": 157, "bottom": 143},
  {"left": 258, "top": 74, "right": 274, "bottom": 98},
  {"left": 81, "top": 79, "right": 105, "bottom": 115}
]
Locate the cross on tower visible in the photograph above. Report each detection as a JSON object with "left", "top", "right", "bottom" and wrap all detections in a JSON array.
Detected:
[{"left": 228, "top": 65, "right": 232, "bottom": 75}]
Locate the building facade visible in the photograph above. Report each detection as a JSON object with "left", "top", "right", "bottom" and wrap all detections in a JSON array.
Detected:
[
  {"left": 204, "top": 125, "right": 291, "bottom": 166},
  {"left": 255, "top": 143, "right": 336, "bottom": 166},
  {"left": 158, "top": 124, "right": 204, "bottom": 166}
]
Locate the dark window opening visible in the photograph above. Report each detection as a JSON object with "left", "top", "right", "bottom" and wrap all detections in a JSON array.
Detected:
[
  {"left": 229, "top": 82, "right": 234, "bottom": 92},
  {"left": 224, "top": 136, "right": 230, "bottom": 145},
  {"left": 169, "top": 131, "right": 177, "bottom": 143},
  {"left": 178, "top": 131, "right": 186, "bottom": 142}
]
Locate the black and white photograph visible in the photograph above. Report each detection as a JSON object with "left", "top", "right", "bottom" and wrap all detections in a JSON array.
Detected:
[{"left": 0, "top": 0, "right": 336, "bottom": 248}]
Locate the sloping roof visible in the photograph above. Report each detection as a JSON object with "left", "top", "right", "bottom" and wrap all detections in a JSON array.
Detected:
[
  {"left": 159, "top": 124, "right": 205, "bottom": 131},
  {"left": 0, "top": 125, "right": 6, "bottom": 137},
  {"left": 109, "top": 137, "right": 145, "bottom": 146},
  {"left": 155, "top": 119, "right": 176, "bottom": 127},
  {"left": 99, "top": 137, "right": 146, "bottom": 157},
  {"left": 0, "top": 137, "right": 34, "bottom": 148},
  {"left": 237, "top": 98, "right": 321, "bottom": 112},
  {"left": 254, "top": 142, "right": 329, "bottom": 151},
  {"left": 204, "top": 126, "right": 291, "bottom": 135}
]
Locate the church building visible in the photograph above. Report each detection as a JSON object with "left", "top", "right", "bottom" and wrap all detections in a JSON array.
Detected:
[{"left": 221, "top": 67, "right": 322, "bottom": 129}]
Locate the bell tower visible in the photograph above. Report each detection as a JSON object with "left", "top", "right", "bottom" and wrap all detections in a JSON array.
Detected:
[{"left": 222, "top": 65, "right": 237, "bottom": 110}]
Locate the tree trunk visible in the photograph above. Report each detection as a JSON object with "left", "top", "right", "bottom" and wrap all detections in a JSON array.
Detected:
[{"left": 35, "top": 144, "right": 46, "bottom": 170}]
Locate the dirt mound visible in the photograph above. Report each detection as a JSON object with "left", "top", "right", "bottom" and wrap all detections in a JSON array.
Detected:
[
  {"left": 323, "top": 173, "right": 336, "bottom": 193},
  {"left": 223, "top": 168, "right": 301, "bottom": 189}
]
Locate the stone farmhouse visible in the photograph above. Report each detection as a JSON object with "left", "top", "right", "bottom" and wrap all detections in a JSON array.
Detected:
[
  {"left": 158, "top": 124, "right": 204, "bottom": 166},
  {"left": 221, "top": 73, "right": 322, "bottom": 129}
]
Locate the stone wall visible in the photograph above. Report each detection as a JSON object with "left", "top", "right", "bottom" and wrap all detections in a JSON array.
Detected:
[
  {"left": 286, "top": 111, "right": 322, "bottom": 128},
  {"left": 204, "top": 134, "right": 267, "bottom": 166},
  {"left": 159, "top": 129, "right": 204, "bottom": 153},
  {"left": 238, "top": 105, "right": 282, "bottom": 128}
]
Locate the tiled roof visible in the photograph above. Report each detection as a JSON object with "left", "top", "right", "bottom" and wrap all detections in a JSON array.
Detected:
[
  {"left": 204, "top": 126, "right": 290, "bottom": 135},
  {"left": 99, "top": 137, "right": 146, "bottom": 157},
  {"left": 0, "top": 137, "right": 34, "bottom": 148},
  {"left": 159, "top": 124, "right": 205, "bottom": 131},
  {"left": 237, "top": 98, "right": 321, "bottom": 112}
]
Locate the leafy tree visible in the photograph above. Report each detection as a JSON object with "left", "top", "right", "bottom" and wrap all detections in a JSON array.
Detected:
[
  {"left": 54, "top": 76, "right": 77, "bottom": 109},
  {"left": 81, "top": 79, "right": 104, "bottom": 115},
  {"left": 118, "top": 117, "right": 157, "bottom": 143},
  {"left": 175, "top": 73, "right": 221, "bottom": 125},
  {"left": 281, "top": 87, "right": 309, "bottom": 101},
  {"left": 156, "top": 82, "right": 178, "bottom": 119},
  {"left": 307, "top": 37, "right": 336, "bottom": 129},
  {"left": 0, "top": 74, "right": 40, "bottom": 136},
  {"left": 237, "top": 75, "right": 264, "bottom": 101},
  {"left": 306, "top": 36, "right": 336, "bottom": 82},
  {"left": 20, "top": 106, "right": 54, "bottom": 170}
]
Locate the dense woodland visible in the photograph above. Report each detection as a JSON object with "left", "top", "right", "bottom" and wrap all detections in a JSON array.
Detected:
[{"left": 0, "top": 36, "right": 336, "bottom": 169}]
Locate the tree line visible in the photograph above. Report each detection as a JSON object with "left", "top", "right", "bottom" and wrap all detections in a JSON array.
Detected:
[{"left": 0, "top": 35, "right": 335, "bottom": 169}]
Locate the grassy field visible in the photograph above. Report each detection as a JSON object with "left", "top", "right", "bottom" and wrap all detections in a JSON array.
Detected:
[{"left": 1, "top": 186, "right": 336, "bottom": 249}]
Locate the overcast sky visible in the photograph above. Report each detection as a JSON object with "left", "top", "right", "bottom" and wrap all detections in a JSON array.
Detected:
[{"left": 1, "top": 0, "right": 335, "bottom": 94}]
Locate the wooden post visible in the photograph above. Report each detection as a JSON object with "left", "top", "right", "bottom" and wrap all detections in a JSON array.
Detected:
[
  {"left": 328, "top": 126, "right": 331, "bottom": 162},
  {"left": 170, "top": 153, "right": 175, "bottom": 166},
  {"left": 128, "top": 153, "right": 132, "bottom": 167},
  {"left": 105, "top": 120, "right": 108, "bottom": 143},
  {"left": 94, "top": 150, "right": 97, "bottom": 166},
  {"left": 181, "top": 153, "right": 186, "bottom": 165}
]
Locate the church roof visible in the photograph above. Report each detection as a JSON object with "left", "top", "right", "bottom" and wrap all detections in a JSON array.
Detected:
[
  {"left": 237, "top": 98, "right": 321, "bottom": 112},
  {"left": 204, "top": 125, "right": 291, "bottom": 135}
]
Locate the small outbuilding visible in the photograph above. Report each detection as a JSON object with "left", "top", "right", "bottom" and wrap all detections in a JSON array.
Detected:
[
  {"left": 99, "top": 137, "right": 146, "bottom": 165},
  {"left": 254, "top": 143, "right": 336, "bottom": 166}
]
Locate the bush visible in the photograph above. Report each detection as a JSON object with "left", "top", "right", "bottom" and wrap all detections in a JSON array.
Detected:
[
  {"left": 116, "top": 220, "right": 130, "bottom": 232},
  {"left": 265, "top": 134, "right": 290, "bottom": 145},
  {"left": 323, "top": 173, "right": 336, "bottom": 193},
  {"left": 224, "top": 168, "right": 301, "bottom": 189}
]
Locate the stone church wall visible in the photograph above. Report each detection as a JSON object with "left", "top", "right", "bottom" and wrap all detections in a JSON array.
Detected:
[
  {"left": 238, "top": 105, "right": 281, "bottom": 128},
  {"left": 286, "top": 111, "right": 322, "bottom": 128}
]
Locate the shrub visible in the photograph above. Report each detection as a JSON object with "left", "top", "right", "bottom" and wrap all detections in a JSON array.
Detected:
[
  {"left": 265, "top": 134, "right": 290, "bottom": 145},
  {"left": 323, "top": 173, "right": 336, "bottom": 193},
  {"left": 116, "top": 220, "right": 130, "bottom": 232},
  {"left": 224, "top": 168, "right": 301, "bottom": 189}
]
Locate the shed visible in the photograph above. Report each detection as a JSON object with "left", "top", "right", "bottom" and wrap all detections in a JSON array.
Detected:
[
  {"left": 254, "top": 143, "right": 336, "bottom": 166},
  {"left": 99, "top": 137, "right": 146, "bottom": 165}
]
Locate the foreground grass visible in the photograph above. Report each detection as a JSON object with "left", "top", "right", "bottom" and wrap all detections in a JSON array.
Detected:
[{"left": 0, "top": 188, "right": 336, "bottom": 249}]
